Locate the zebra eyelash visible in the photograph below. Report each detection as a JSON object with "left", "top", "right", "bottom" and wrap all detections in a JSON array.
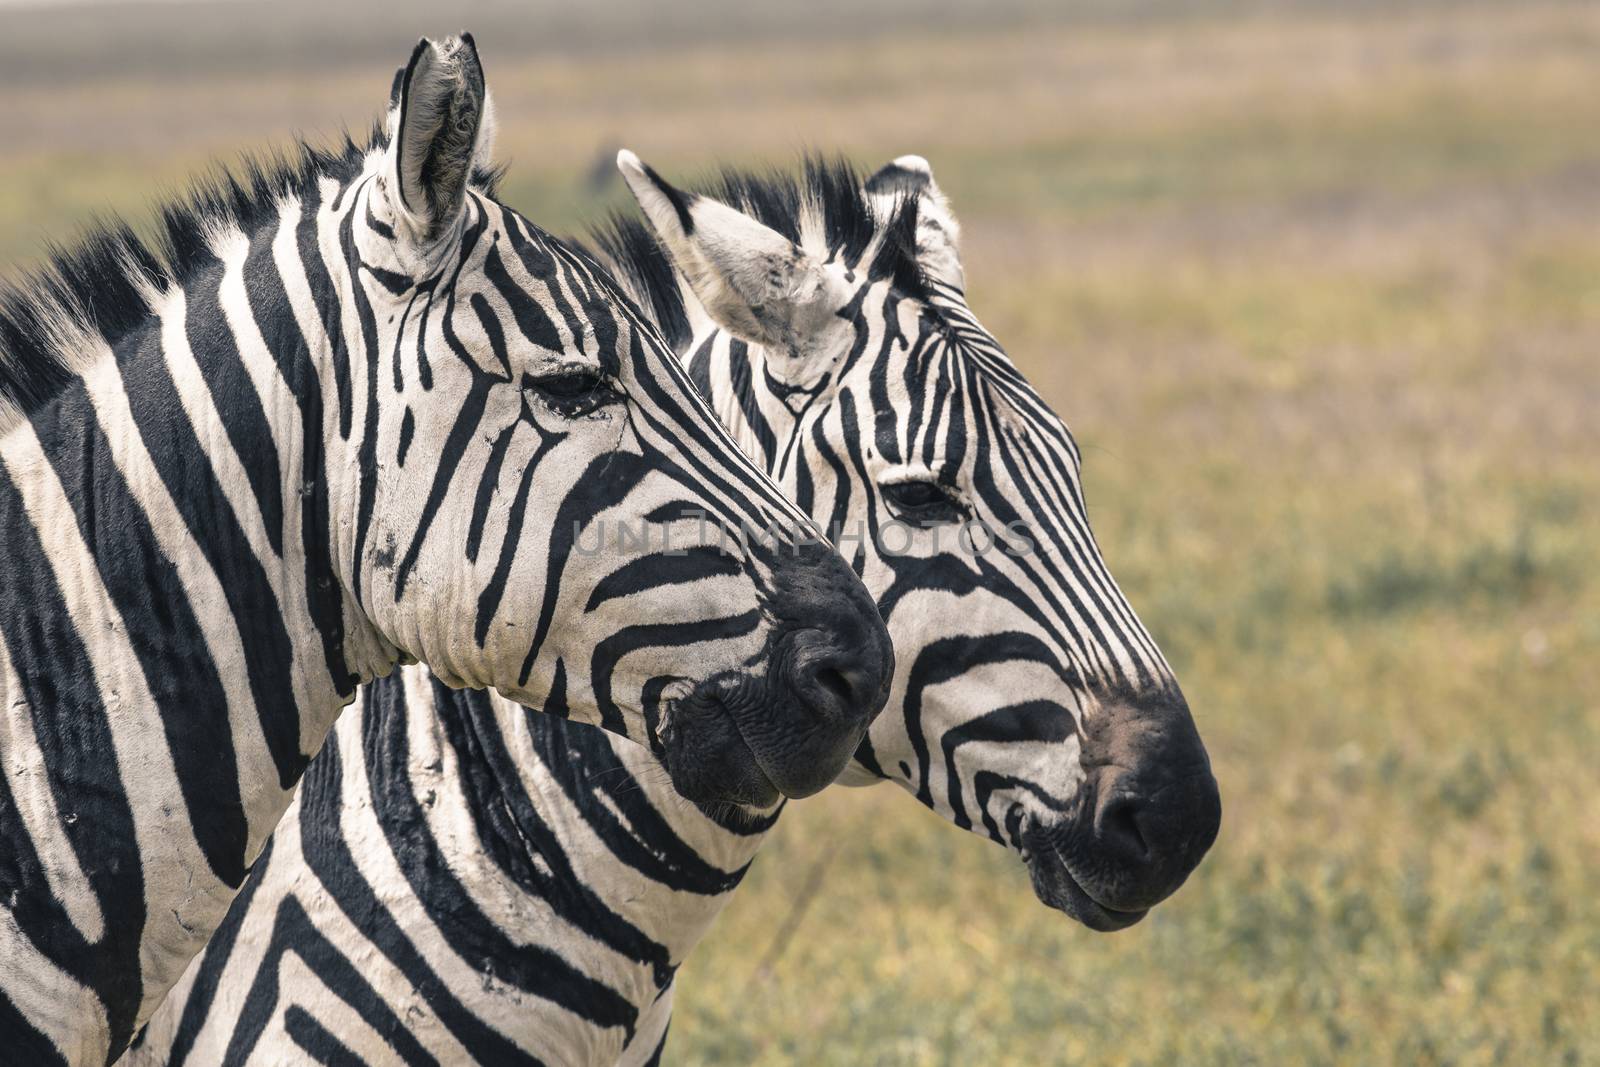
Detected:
[
  {"left": 878, "top": 478, "right": 965, "bottom": 523},
  {"left": 522, "top": 366, "right": 621, "bottom": 418}
]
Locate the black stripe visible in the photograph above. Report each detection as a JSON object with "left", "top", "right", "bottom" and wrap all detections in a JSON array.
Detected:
[
  {"left": 530, "top": 716, "right": 764, "bottom": 893},
  {"left": 221, "top": 892, "right": 440, "bottom": 1067},
  {"left": 583, "top": 547, "right": 743, "bottom": 612},
  {"left": 640, "top": 161, "right": 696, "bottom": 236},
  {"left": 0, "top": 441, "right": 145, "bottom": 1054},
  {"left": 121, "top": 317, "right": 308, "bottom": 789},
  {"left": 391, "top": 368, "right": 501, "bottom": 600},
  {"left": 812, "top": 398, "right": 854, "bottom": 551},
  {"left": 726, "top": 340, "right": 777, "bottom": 462},
  {"left": 396, "top": 407, "right": 415, "bottom": 467},
  {"left": 616, "top": 330, "right": 791, "bottom": 533},
  {"left": 344, "top": 197, "right": 387, "bottom": 611},
  {"left": 464, "top": 420, "right": 515, "bottom": 564},
  {"left": 941, "top": 699, "right": 1077, "bottom": 838},
  {"left": 685, "top": 335, "right": 714, "bottom": 399},
  {"left": 364, "top": 195, "right": 395, "bottom": 242},
  {"left": 284, "top": 1006, "right": 369, "bottom": 1067},
  {"left": 514, "top": 450, "right": 657, "bottom": 689},
  {"left": 164, "top": 836, "right": 276, "bottom": 1067},
  {"left": 469, "top": 290, "right": 512, "bottom": 378},
  {"left": 32, "top": 377, "right": 248, "bottom": 890},
  {"left": 290, "top": 729, "right": 533, "bottom": 1065},
  {"left": 0, "top": 989, "right": 66, "bottom": 1067},
  {"left": 484, "top": 243, "right": 563, "bottom": 352},
  {"left": 188, "top": 238, "right": 285, "bottom": 557},
  {"left": 901, "top": 632, "right": 1072, "bottom": 816},
  {"left": 392, "top": 212, "right": 498, "bottom": 600},
  {"left": 588, "top": 610, "right": 763, "bottom": 737},
  {"left": 240, "top": 205, "right": 352, "bottom": 696},
  {"left": 507, "top": 218, "right": 589, "bottom": 352},
  {"left": 972, "top": 393, "right": 1139, "bottom": 688},
  {"left": 391, "top": 286, "right": 426, "bottom": 393},
  {"left": 362, "top": 679, "right": 636, "bottom": 1043},
  {"left": 473, "top": 441, "right": 541, "bottom": 644},
  {"left": 428, "top": 679, "right": 677, "bottom": 993},
  {"left": 867, "top": 292, "right": 908, "bottom": 466}
]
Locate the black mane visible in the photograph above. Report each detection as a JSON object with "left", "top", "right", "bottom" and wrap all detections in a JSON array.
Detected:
[
  {"left": 0, "top": 147, "right": 916, "bottom": 427},
  {"left": 0, "top": 117, "right": 502, "bottom": 428},
  {"left": 588, "top": 156, "right": 926, "bottom": 353}
]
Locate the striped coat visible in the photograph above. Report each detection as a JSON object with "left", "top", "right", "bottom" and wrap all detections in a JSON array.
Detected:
[
  {"left": 0, "top": 39, "right": 889, "bottom": 1066},
  {"left": 127, "top": 153, "right": 1218, "bottom": 1064}
]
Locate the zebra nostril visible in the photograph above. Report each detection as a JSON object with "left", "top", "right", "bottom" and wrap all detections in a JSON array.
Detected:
[
  {"left": 792, "top": 659, "right": 861, "bottom": 723},
  {"left": 815, "top": 667, "right": 853, "bottom": 710},
  {"left": 1097, "top": 793, "right": 1151, "bottom": 862}
]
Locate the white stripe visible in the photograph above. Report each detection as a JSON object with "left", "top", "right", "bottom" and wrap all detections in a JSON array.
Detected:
[
  {"left": 620, "top": 983, "right": 674, "bottom": 1067},
  {"left": 516, "top": 707, "right": 758, "bottom": 946},
  {"left": 393, "top": 680, "right": 628, "bottom": 1058},
  {"left": 157, "top": 264, "right": 325, "bottom": 722},
  {"left": 81, "top": 320, "right": 291, "bottom": 870},
  {"left": 3, "top": 418, "right": 228, "bottom": 1022},
  {"left": 305, "top": 714, "right": 507, "bottom": 1064},
  {"left": 127, "top": 819, "right": 304, "bottom": 1066},
  {"left": 254, "top": 953, "right": 387, "bottom": 1066},
  {"left": 0, "top": 907, "right": 108, "bottom": 1065},
  {"left": 214, "top": 221, "right": 340, "bottom": 759}
]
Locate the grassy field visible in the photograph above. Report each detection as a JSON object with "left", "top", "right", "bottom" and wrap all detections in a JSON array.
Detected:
[{"left": 2, "top": 2, "right": 1597, "bottom": 1063}]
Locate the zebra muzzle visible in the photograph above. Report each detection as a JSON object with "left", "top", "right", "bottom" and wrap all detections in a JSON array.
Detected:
[
  {"left": 1021, "top": 689, "right": 1220, "bottom": 929},
  {"left": 653, "top": 670, "right": 784, "bottom": 807}
]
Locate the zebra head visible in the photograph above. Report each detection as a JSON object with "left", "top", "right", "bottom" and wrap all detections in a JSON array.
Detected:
[
  {"left": 336, "top": 39, "right": 892, "bottom": 806},
  {"left": 609, "top": 154, "right": 1219, "bottom": 928}
]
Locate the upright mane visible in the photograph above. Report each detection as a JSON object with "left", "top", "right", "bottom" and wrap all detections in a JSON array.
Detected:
[
  {"left": 588, "top": 156, "right": 926, "bottom": 353},
  {"left": 0, "top": 128, "right": 380, "bottom": 433},
  {"left": 0, "top": 114, "right": 505, "bottom": 435}
]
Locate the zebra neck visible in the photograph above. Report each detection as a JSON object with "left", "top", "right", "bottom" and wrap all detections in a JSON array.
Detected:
[
  {"left": 0, "top": 233, "right": 373, "bottom": 1041},
  {"left": 682, "top": 332, "right": 793, "bottom": 479},
  {"left": 358, "top": 670, "right": 774, "bottom": 999}
]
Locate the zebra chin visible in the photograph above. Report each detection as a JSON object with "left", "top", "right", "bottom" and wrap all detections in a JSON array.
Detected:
[
  {"left": 650, "top": 671, "right": 787, "bottom": 807},
  {"left": 1019, "top": 691, "right": 1221, "bottom": 932},
  {"left": 1020, "top": 828, "right": 1152, "bottom": 932},
  {"left": 648, "top": 658, "right": 887, "bottom": 807}
]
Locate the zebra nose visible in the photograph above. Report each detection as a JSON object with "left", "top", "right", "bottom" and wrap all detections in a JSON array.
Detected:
[
  {"left": 1065, "top": 692, "right": 1220, "bottom": 912},
  {"left": 751, "top": 541, "right": 894, "bottom": 797},
  {"left": 786, "top": 631, "right": 883, "bottom": 727},
  {"left": 1086, "top": 764, "right": 1219, "bottom": 906}
]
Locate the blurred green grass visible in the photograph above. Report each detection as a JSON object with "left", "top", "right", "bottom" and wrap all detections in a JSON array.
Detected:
[{"left": 2, "top": 2, "right": 1596, "bottom": 1063}]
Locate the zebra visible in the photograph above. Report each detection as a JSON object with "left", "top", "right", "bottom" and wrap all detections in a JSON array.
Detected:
[
  {"left": 0, "top": 38, "right": 894, "bottom": 1066},
  {"left": 125, "top": 153, "right": 1221, "bottom": 1065}
]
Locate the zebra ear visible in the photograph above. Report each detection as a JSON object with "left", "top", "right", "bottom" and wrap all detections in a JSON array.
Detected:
[
  {"left": 616, "top": 150, "right": 842, "bottom": 353},
  {"left": 865, "top": 155, "right": 964, "bottom": 291},
  {"left": 388, "top": 35, "right": 489, "bottom": 243}
]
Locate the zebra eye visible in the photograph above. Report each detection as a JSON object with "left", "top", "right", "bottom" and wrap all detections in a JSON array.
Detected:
[
  {"left": 881, "top": 479, "right": 962, "bottom": 523},
  {"left": 524, "top": 368, "right": 619, "bottom": 417}
]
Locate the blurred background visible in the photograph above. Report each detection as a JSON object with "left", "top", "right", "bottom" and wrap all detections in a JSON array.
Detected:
[{"left": 3, "top": 0, "right": 1596, "bottom": 1062}]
